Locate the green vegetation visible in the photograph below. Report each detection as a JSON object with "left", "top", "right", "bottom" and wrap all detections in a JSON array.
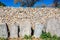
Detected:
[
  {"left": 0, "top": 2, "right": 6, "bottom": 6},
  {"left": 57, "top": 6, "right": 60, "bottom": 8},
  {"left": 0, "top": 32, "right": 60, "bottom": 40},
  {"left": 20, "top": 31, "right": 60, "bottom": 40},
  {"left": 40, "top": 31, "right": 60, "bottom": 40},
  {"left": 23, "top": 31, "right": 60, "bottom": 40},
  {"left": 24, "top": 35, "right": 32, "bottom": 40},
  {"left": 0, "top": 37, "right": 7, "bottom": 40}
]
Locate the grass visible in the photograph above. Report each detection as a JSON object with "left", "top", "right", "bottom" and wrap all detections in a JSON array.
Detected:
[
  {"left": 0, "top": 37, "right": 7, "bottom": 40},
  {"left": 22, "top": 31, "right": 60, "bottom": 40},
  {"left": 23, "top": 35, "right": 32, "bottom": 40},
  {"left": 40, "top": 31, "right": 60, "bottom": 40}
]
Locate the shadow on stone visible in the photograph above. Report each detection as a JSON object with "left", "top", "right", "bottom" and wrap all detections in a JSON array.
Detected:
[
  {"left": 18, "top": 26, "right": 20, "bottom": 37},
  {"left": 31, "top": 27, "right": 34, "bottom": 36},
  {"left": 6, "top": 23, "right": 10, "bottom": 38}
]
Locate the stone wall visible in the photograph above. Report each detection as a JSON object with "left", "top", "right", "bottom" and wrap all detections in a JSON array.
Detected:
[{"left": 0, "top": 7, "right": 60, "bottom": 38}]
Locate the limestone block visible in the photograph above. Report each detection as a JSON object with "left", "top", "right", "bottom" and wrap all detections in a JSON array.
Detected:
[
  {"left": 19, "top": 19, "right": 31, "bottom": 38},
  {"left": 34, "top": 22, "right": 44, "bottom": 38},
  {"left": 8, "top": 23, "right": 18, "bottom": 38},
  {"left": 46, "top": 17, "right": 60, "bottom": 37},
  {"left": 0, "top": 23, "right": 8, "bottom": 38}
]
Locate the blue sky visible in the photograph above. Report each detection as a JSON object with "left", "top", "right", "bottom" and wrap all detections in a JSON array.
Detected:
[
  {"left": 0, "top": 0, "right": 21, "bottom": 7},
  {"left": 0, "top": 0, "right": 55, "bottom": 7}
]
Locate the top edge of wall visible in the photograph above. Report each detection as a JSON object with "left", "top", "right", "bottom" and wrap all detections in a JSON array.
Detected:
[{"left": 0, "top": 6, "right": 60, "bottom": 9}]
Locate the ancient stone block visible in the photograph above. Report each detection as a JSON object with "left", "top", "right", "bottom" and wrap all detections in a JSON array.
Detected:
[
  {"left": 34, "top": 22, "right": 44, "bottom": 38},
  {"left": 19, "top": 19, "right": 31, "bottom": 38},
  {"left": 8, "top": 23, "right": 18, "bottom": 38},
  {"left": 46, "top": 17, "right": 60, "bottom": 37},
  {"left": 0, "top": 23, "right": 8, "bottom": 38}
]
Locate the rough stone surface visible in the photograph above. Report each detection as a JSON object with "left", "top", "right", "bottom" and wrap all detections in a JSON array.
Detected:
[
  {"left": 19, "top": 19, "right": 31, "bottom": 38},
  {"left": 34, "top": 22, "right": 44, "bottom": 38},
  {"left": 0, "top": 23, "right": 8, "bottom": 38},
  {"left": 46, "top": 17, "right": 60, "bottom": 37},
  {"left": 0, "top": 7, "right": 60, "bottom": 37},
  {"left": 8, "top": 23, "right": 18, "bottom": 38}
]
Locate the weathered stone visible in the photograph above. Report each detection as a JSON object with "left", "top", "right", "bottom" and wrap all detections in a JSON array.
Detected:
[
  {"left": 46, "top": 17, "right": 60, "bottom": 37},
  {"left": 34, "top": 22, "right": 44, "bottom": 38},
  {"left": 19, "top": 19, "right": 31, "bottom": 38},
  {"left": 0, "top": 23, "right": 8, "bottom": 38},
  {"left": 8, "top": 23, "right": 18, "bottom": 38},
  {"left": 0, "top": 7, "right": 60, "bottom": 38}
]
